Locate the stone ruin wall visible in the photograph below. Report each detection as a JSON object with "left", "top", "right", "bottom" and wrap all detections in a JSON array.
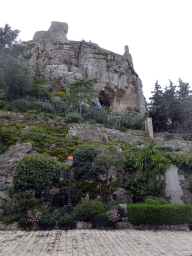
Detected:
[{"left": 23, "top": 21, "right": 147, "bottom": 115}]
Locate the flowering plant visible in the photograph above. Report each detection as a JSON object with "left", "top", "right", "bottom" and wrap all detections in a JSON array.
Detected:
[
  {"left": 105, "top": 209, "right": 120, "bottom": 223},
  {"left": 27, "top": 202, "right": 49, "bottom": 224}
]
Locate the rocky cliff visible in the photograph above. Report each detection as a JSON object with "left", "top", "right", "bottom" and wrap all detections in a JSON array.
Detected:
[{"left": 23, "top": 21, "right": 146, "bottom": 115}]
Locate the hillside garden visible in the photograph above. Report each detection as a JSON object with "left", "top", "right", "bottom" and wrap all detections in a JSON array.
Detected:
[{"left": 0, "top": 24, "right": 192, "bottom": 229}]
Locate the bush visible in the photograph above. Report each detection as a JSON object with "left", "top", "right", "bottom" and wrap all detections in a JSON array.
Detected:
[
  {"left": 127, "top": 204, "right": 192, "bottom": 225},
  {"left": 167, "top": 153, "right": 192, "bottom": 173},
  {"left": 121, "top": 112, "right": 143, "bottom": 130},
  {"left": 105, "top": 198, "right": 127, "bottom": 218},
  {"left": 13, "top": 154, "right": 62, "bottom": 195},
  {"left": 39, "top": 213, "right": 56, "bottom": 230},
  {"left": 12, "top": 99, "right": 54, "bottom": 114},
  {"left": 0, "top": 100, "right": 6, "bottom": 109},
  {"left": 122, "top": 179, "right": 166, "bottom": 203},
  {"left": 72, "top": 147, "right": 99, "bottom": 181},
  {"left": 154, "top": 146, "right": 174, "bottom": 152},
  {"left": 18, "top": 217, "right": 32, "bottom": 229},
  {"left": 92, "top": 214, "right": 111, "bottom": 228},
  {"left": 84, "top": 107, "right": 108, "bottom": 124},
  {"left": 144, "top": 196, "right": 170, "bottom": 205},
  {"left": 73, "top": 200, "right": 105, "bottom": 222},
  {"left": 105, "top": 209, "right": 121, "bottom": 223},
  {"left": 58, "top": 214, "right": 75, "bottom": 229},
  {"left": 0, "top": 123, "right": 21, "bottom": 149},
  {"left": 64, "top": 112, "right": 84, "bottom": 123}
]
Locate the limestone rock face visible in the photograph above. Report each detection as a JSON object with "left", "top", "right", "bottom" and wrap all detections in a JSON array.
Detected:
[{"left": 23, "top": 21, "right": 146, "bottom": 115}]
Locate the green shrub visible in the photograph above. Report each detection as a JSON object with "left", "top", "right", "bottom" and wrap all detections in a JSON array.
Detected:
[
  {"left": 122, "top": 179, "right": 166, "bottom": 203},
  {"left": 84, "top": 107, "right": 108, "bottom": 124},
  {"left": 18, "top": 217, "right": 32, "bottom": 229},
  {"left": 121, "top": 112, "right": 143, "bottom": 130},
  {"left": 39, "top": 213, "right": 56, "bottom": 230},
  {"left": 92, "top": 214, "right": 111, "bottom": 228},
  {"left": 183, "top": 134, "right": 192, "bottom": 141},
  {"left": 0, "top": 123, "right": 21, "bottom": 150},
  {"left": 144, "top": 196, "right": 170, "bottom": 205},
  {"left": 12, "top": 99, "right": 54, "bottom": 114},
  {"left": 189, "top": 182, "right": 192, "bottom": 193},
  {"left": 73, "top": 147, "right": 99, "bottom": 181},
  {"left": 64, "top": 112, "right": 84, "bottom": 123},
  {"left": 127, "top": 204, "right": 192, "bottom": 225},
  {"left": 0, "top": 100, "right": 6, "bottom": 109},
  {"left": 58, "top": 214, "right": 75, "bottom": 229},
  {"left": 154, "top": 146, "right": 174, "bottom": 152},
  {"left": 13, "top": 154, "right": 62, "bottom": 195},
  {"left": 2, "top": 196, "right": 39, "bottom": 216},
  {"left": 167, "top": 153, "right": 192, "bottom": 173},
  {"left": 73, "top": 199, "right": 105, "bottom": 222}
]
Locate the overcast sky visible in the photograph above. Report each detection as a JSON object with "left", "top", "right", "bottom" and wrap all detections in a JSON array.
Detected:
[{"left": 1, "top": 0, "right": 192, "bottom": 102}]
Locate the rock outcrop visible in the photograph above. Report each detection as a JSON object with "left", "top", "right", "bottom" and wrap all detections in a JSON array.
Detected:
[{"left": 23, "top": 21, "right": 147, "bottom": 115}]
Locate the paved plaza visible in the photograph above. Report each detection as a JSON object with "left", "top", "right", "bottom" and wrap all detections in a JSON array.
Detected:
[{"left": 1, "top": 229, "right": 192, "bottom": 256}]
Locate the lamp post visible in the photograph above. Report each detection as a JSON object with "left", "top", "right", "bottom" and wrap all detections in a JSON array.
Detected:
[{"left": 67, "top": 156, "right": 73, "bottom": 214}]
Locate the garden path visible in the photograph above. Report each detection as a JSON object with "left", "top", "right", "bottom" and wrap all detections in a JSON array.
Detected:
[{"left": 1, "top": 229, "right": 192, "bottom": 256}]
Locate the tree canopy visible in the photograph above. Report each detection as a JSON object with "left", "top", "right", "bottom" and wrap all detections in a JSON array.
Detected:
[
  {"left": 0, "top": 24, "right": 32, "bottom": 100},
  {"left": 149, "top": 79, "right": 192, "bottom": 132},
  {"left": 65, "top": 78, "right": 98, "bottom": 113}
]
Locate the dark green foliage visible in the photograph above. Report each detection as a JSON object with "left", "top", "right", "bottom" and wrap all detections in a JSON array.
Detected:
[
  {"left": 84, "top": 107, "right": 108, "bottom": 124},
  {"left": 73, "top": 199, "right": 105, "bottom": 222},
  {"left": 1, "top": 195, "right": 39, "bottom": 225},
  {"left": 58, "top": 214, "right": 75, "bottom": 229},
  {"left": 149, "top": 79, "right": 192, "bottom": 131},
  {"left": 64, "top": 112, "right": 84, "bottom": 123},
  {"left": 13, "top": 154, "right": 62, "bottom": 194},
  {"left": 66, "top": 78, "right": 98, "bottom": 112},
  {"left": 0, "top": 55, "right": 32, "bottom": 100},
  {"left": 124, "top": 141, "right": 170, "bottom": 181},
  {"left": 2, "top": 196, "right": 39, "bottom": 216},
  {"left": 105, "top": 200, "right": 127, "bottom": 218},
  {"left": 0, "top": 100, "right": 6, "bottom": 109},
  {"left": 58, "top": 179, "right": 120, "bottom": 206},
  {"left": 124, "top": 153, "right": 137, "bottom": 173},
  {"left": 18, "top": 217, "right": 32, "bottom": 229},
  {"left": 183, "top": 133, "right": 192, "bottom": 141},
  {"left": 39, "top": 213, "right": 56, "bottom": 230},
  {"left": 154, "top": 146, "right": 174, "bottom": 152},
  {"left": 121, "top": 112, "right": 143, "bottom": 130},
  {"left": 122, "top": 179, "right": 166, "bottom": 203},
  {"left": 127, "top": 204, "right": 192, "bottom": 225},
  {"left": 73, "top": 147, "right": 100, "bottom": 181},
  {"left": 13, "top": 99, "right": 54, "bottom": 114},
  {"left": 166, "top": 153, "right": 192, "bottom": 173},
  {"left": 144, "top": 196, "right": 170, "bottom": 205},
  {"left": 189, "top": 182, "right": 192, "bottom": 193},
  {"left": 92, "top": 214, "right": 111, "bottom": 228},
  {"left": 0, "top": 24, "right": 20, "bottom": 51},
  {"left": 27, "top": 84, "right": 51, "bottom": 100},
  {"left": 0, "top": 122, "right": 21, "bottom": 153}
]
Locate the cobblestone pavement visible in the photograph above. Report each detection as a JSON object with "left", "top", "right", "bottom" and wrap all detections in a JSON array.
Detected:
[{"left": 1, "top": 229, "right": 192, "bottom": 256}]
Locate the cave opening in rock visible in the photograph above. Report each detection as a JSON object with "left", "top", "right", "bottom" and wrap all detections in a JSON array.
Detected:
[{"left": 99, "top": 90, "right": 111, "bottom": 108}]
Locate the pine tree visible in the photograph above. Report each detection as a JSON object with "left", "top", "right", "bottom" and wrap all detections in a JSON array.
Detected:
[
  {"left": 149, "top": 81, "right": 167, "bottom": 131},
  {"left": 66, "top": 78, "right": 98, "bottom": 114}
]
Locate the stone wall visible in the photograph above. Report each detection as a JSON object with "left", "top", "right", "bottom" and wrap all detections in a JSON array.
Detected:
[{"left": 22, "top": 21, "right": 147, "bottom": 115}]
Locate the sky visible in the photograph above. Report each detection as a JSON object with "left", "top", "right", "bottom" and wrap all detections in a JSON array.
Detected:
[{"left": 1, "top": 0, "right": 192, "bottom": 102}]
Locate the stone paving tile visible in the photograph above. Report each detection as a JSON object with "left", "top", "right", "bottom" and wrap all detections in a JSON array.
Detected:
[{"left": 1, "top": 230, "right": 192, "bottom": 256}]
